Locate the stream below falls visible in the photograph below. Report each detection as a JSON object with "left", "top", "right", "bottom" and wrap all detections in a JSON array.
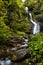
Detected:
[{"left": 0, "top": 37, "right": 29, "bottom": 65}]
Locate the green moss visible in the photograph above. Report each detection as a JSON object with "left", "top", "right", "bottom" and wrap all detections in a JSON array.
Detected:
[
  {"left": 0, "top": 18, "right": 14, "bottom": 42},
  {"left": 17, "top": 31, "right": 25, "bottom": 36}
]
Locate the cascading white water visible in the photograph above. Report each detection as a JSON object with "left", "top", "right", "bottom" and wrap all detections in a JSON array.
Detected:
[
  {"left": 25, "top": 7, "right": 40, "bottom": 34},
  {"left": 29, "top": 13, "right": 40, "bottom": 34}
]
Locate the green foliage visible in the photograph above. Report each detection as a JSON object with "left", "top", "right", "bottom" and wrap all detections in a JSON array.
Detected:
[
  {"left": 25, "top": 0, "right": 43, "bottom": 14},
  {"left": 28, "top": 33, "right": 43, "bottom": 64},
  {"left": 0, "top": 18, "right": 14, "bottom": 42},
  {"left": 0, "top": 0, "right": 29, "bottom": 42},
  {"left": 17, "top": 31, "right": 25, "bottom": 36}
]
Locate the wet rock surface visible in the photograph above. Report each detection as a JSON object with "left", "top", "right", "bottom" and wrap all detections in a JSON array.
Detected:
[
  {"left": 35, "top": 15, "right": 43, "bottom": 32},
  {"left": 36, "top": 15, "right": 43, "bottom": 22},
  {"left": 0, "top": 36, "right": 29, "bottom": 62}
]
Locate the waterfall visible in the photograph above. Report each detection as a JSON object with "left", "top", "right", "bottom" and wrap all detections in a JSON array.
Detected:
[
  {"left": 29, "top": 13, "right": 40, "bottom": 34},
  {"left": 25, "top": 7, "right": 40, "bottom": 34}
]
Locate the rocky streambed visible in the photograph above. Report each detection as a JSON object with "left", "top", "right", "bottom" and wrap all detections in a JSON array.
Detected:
[{"left": 0, "top": 36, "right": 30, "bottom": 65}]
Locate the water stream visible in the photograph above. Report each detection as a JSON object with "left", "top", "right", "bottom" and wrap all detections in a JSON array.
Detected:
[
  {"left": 26, "top": 7, "right": 40, "bottom": 34},
  {"left": 0, "top": 38, "right": 28, "bottom": 65},
  {"left": 0, "top": 59, "right": 11, "bottom": 65},
  {"left": 29, "top": 13, "right": 40, "bottom": 34}
]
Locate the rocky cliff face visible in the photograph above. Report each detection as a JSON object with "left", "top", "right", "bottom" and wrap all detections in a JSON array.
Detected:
[{"left": 36, "top": 15, "right": 43, "bottom": 32}]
